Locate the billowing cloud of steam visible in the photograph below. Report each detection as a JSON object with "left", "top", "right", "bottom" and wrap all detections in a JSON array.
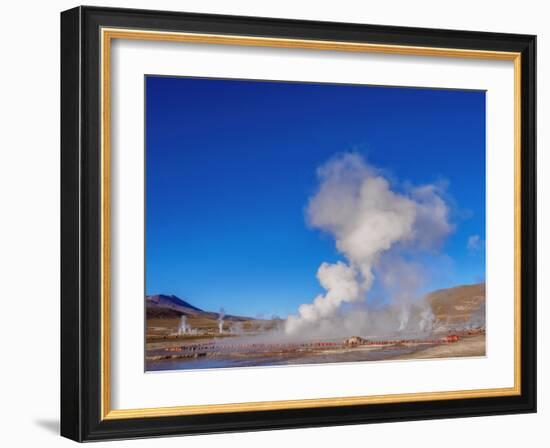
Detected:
[{"left": 285, "top": 153, "right": 452, "bottom": 339}]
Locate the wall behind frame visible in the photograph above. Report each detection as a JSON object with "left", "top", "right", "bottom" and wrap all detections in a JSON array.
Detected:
[{"left": 0, "top": 0, "right": 546, "bottom": 447}]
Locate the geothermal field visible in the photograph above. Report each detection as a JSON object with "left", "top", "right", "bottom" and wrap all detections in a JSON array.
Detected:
[
  {"left": 145, "top": 283, "right": 486, "bottom": 371},
  {"left": 145, "top": 154, "right": 487, "bottom": 372}
]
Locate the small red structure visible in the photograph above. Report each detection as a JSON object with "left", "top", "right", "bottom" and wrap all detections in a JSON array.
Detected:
[{"left": 443, "top": 334, "right": 460, "bottom": 343}]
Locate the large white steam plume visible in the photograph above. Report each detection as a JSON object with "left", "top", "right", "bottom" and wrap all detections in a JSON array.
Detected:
[{"left": 285, "top": 153, "right": 452, "bottom": 338}]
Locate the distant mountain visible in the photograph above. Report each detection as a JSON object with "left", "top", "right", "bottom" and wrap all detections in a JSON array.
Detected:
[
  {"left": 426, "top": 283, "right": 485, "bottom": 329},
  {"left": 146, "top": 295, "right": 281, "bottom": 338},
  {"left": 145, "top": 294, "right": 253, "bottom": 322},
  {"left": 146, "top": 294, "right": 204, "bottom": 318}
]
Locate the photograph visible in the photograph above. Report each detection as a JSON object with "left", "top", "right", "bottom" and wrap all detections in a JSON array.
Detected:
[
  {"left": 56, "top": 4, "right": 537, "bottom": 442},
  {"left": 144, "top": 76, "right": 487, "bottom": 372}
]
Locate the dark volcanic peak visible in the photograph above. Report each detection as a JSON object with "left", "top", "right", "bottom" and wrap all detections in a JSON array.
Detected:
[
  {"left": 146, "top": 294, "right": 203, "bottom": 314},
  {"left": 145, "top": 294, "right": 258, "bottom": 322}
]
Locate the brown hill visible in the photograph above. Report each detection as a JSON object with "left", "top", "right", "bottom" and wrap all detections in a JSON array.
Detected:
[
  {"left": 145, "top": 294, "right": 254, "bottom": 321},
  {"left": 426, "top": 283, "right": 485, "bottom": 329},
  {"left": 145, "top": 294, "right": 269, "bottom": 337},
  {"left": 146, "top": 294, "right": 203, "bottom": 318}
]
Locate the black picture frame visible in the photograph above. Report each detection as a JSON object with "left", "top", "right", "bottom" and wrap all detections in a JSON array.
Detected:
[{"left": 61, "top": 5, "right": 536, "bottom": 442}]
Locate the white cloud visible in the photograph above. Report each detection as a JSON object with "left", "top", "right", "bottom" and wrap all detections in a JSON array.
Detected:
[{"left": 467, "top": 234, "right": 482, "bottom": 251}]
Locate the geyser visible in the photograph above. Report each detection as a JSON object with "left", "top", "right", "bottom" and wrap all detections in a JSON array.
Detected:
[{"left": 285, "top": 153, "right": 452, "bottom": 339}]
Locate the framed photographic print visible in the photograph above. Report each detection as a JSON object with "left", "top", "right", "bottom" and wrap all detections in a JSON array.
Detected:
[{"left": 60, "top": 6, "right": 536, "bottom": 441}]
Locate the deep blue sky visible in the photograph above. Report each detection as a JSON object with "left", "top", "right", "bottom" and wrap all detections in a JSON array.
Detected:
[{"left": 145, "top": 76, "right": 486, "bottom": 317}]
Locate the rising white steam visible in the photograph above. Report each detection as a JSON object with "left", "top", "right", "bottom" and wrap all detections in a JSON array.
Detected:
[
  {"left": 285, "top": 153, "right": 452, "bottom": 338},
  {"left": 178, "top": 315, "right": 188, "bottom": 335},
  {"left": 218, "top": 308, "right": 226, "bottom": 333}
]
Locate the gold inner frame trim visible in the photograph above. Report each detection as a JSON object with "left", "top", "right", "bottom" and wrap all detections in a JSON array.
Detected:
[{"left": 100, "top": 27, "right": 522, "bottom": 420}]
